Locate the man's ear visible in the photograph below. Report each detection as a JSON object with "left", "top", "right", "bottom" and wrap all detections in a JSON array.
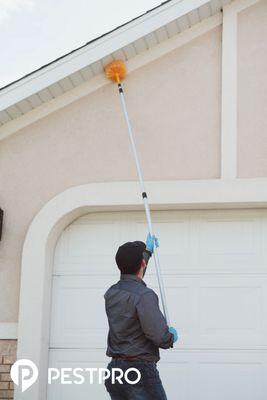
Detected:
[
  {"left": 141, "top": 259, "right": 147, "bottom": 268},
  {"left": 137, "top": 259, "right": 146, "bottom": 275}
]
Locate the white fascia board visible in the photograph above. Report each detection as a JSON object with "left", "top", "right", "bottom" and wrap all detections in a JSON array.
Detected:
[{"left": 0, "top": 0, "right": 210, "bottom": 111}]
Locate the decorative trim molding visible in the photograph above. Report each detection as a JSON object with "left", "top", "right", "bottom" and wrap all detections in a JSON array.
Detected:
[
  {"left": 0, "top": 14, "right": 222, "bottom": 142},
  {"left": 220, "top": 0, "right": 260, "bottom": 179},
  {"left": 0, "top": 323, "right": 18, "bottom": 339}
]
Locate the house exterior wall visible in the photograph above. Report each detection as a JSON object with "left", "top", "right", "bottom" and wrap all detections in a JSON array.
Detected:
[
  {"left": 0, "top": 27, "right": 221, "bottom": 323},
  {"left": 0, "top": 0, "right": 266, "bottom": 331},
  {"left": 0, "top": 3, "right": 266, "bottom": 399},
  {"left": 237, "top": 0, "right": 267, "bottom": 177}
]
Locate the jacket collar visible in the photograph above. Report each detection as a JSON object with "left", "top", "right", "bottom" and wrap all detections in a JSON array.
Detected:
[{"left": 120, "top": 274, "right": 147, "bottom": 286}]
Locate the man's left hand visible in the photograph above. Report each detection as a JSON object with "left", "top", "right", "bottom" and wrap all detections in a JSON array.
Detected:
[{"left": 145, "top": 233, "right": 159, "bottom": 254}]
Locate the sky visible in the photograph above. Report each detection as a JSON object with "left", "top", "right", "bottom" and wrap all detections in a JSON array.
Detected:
[{"left": 0, "top": 0, "right": 161, "bottom": 88}]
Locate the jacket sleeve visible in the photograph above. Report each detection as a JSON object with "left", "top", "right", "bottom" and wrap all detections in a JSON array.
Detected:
[{"left": 136, "top": 290, "right": 173, "bottom": 349}]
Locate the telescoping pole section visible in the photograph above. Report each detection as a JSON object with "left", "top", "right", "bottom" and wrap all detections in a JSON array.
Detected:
[{"left": 116, "top": 81, "right": 170, "bottom": 326}]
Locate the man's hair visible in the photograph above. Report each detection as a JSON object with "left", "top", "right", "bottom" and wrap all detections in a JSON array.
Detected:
[{"left": 115, "top": 241, "right": 146, "bottom": 274}]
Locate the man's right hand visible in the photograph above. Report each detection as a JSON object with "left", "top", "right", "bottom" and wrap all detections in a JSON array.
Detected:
[{"left": 168, "top": 326, "right": 178, "bottom": 343}]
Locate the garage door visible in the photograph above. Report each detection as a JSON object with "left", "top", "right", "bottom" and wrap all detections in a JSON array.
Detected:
[{"left": 48, "top": 210, "right": 267, "bottom": 400}]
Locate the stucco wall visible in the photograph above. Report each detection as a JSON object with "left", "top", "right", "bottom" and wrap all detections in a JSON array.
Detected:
[
  {"left": 237, "top": 0, "right": 267, "bottom": 177},
  {"left": 0, "top": 27, "right": 221, "bottom": 322}
]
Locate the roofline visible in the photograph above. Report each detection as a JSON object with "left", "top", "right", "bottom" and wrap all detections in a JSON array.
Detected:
[
  {"left": 0, "top": 13, "right": 223, "bottom": 142},
  {"left": 0, "top": 0, "right": 211, "bottom": 111},
  {"left": 0, "top": 0, "right": 171, "bottom": 92}
]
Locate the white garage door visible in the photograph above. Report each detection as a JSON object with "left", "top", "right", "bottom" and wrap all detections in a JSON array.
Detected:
[{"left": 48, "top": 210, "right": 267, "bottom": 400}]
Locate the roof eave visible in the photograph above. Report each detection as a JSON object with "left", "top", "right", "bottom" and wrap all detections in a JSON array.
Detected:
[{"left": 0, "top": 0, "right": 212, "bottom": 111}]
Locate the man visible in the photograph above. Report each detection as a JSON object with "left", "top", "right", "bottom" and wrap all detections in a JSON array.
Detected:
[{"left": 104, "top": 234, "right": 178, "bottom": 400}]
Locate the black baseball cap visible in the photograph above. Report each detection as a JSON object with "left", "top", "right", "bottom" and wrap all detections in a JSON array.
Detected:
[{"left": 115, "top": 241, "right": 146, "bottom": 274}]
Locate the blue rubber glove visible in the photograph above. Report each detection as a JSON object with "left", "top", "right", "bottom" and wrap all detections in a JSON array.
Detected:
[
  {"left": 145, "top": 233, "right": 159, "bottom": 254},
  {"left": 168, "top": 326, "right": 178, "bottom": 343}
]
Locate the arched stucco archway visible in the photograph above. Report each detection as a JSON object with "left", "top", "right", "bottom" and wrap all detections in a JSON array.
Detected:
[
  {"left": 14, "top": 178, "right": 265, "bottom": 399},
  {"left": 15, "top": 181, "right": 147, "bottom": 400}
]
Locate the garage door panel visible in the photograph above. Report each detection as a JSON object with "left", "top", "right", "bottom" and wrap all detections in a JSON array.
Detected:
[
  {"left": 163, "top": 285, "right": 193, "bottom": 338},
  {"left": 146, "top": 275, "right": 267, "bottom": 348},
  {"left": 54, "top": 221, "right": 125, "bottom": 275},
  {"left": 49, "top": 210, "right": 267, "bottom": 400},
  {"left": 192, "top": 356, "right": 266, "bottom": 400},
  {"left": 116, "top": 218, "right": 194, "bottom": 275},
  {"left": 50, "top": 276, "right": 109, "bottom": 348},
  {"left": 48, "top": 349, "right": 267, "bottom": 400},
  {"left": 197, "top": 215, "right": 267, "bottom": 272},
  {"left": 199, "top": 286, "right": 261, "bottom": 331},
  {"left": 133, "top": 219, "right": 191, "bottom": 256},
  {"left": 199, "top": 217, "right": 260, "bottom": 255},
  {"left": 160, "top": 350, "right": 267, "bottom": 400},
  {"left": 54, "top": 211, "right": 267, "bottom": 276},
  {"left": 196, "top": 276, "right": 267, "bottom": 347},
  {"left": 48, "top": 349, "right": 110, "bottom": 400},
  {"left": 158, "top": 361, "right": 189, "bottom": 399},
  {"left": 50, "top": 274, "right": 267, "bottom": 349}
]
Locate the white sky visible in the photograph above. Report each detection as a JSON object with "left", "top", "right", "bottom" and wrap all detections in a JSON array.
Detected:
[{"left": 0, "top": 0, "right": 161, "bottom": 88}]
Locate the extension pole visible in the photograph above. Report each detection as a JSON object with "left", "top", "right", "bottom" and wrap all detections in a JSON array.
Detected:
[{"left": 105, "top": 61, "right": 170, "bottom": 325}]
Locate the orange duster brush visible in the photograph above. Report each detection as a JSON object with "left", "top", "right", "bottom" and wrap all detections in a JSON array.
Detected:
[{"left": 105, "top": 60, "right": 127, "bottom": 83}]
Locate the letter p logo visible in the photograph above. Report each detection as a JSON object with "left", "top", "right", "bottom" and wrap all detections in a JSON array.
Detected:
[{"left": 11, "top": 359, "right": 38, "bottom": 392}]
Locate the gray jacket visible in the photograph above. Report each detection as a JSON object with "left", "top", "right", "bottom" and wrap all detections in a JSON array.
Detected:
[{"left": 104, "top": 274, "right": 173, "bottom": 362}]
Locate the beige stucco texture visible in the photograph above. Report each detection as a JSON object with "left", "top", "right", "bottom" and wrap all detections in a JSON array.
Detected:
[
  {"left": 237, "top": 0, "right": 267, "bottom": 177},
  {"left": 0, "top": 27, "right": 221, "bottom": 322}
]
